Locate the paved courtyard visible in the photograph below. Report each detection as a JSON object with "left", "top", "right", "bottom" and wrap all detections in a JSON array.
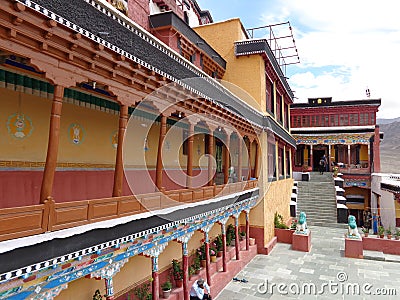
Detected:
[{"left": 216, "top": 226, "right": 400, "bottom": 299}]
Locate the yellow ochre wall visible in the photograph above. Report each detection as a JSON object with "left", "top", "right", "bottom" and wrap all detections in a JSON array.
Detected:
[
  {"left": 0, "top": 88, "right": 51, "bottom": 162},
  {"left": 194, "top": 19, "right": 267, "bottom": 113},
  {"left": 395, "top": 201, "right": 400, "bottom": 219},
  {"left": 360, "top": 145, "right": 368, "bottom": 161}
]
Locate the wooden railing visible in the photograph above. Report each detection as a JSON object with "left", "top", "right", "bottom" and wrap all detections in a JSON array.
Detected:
[{"left": 0, "top": 180, "right": 258, "bottom": 242}]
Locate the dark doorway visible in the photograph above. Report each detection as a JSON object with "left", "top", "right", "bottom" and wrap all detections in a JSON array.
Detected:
[{"left": 313, "top": 150, "right": 325, "bottom": 171}]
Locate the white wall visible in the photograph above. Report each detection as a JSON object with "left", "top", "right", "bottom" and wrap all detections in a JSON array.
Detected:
[{"left": 371, "top": 173, "right": 396, "bottom": 229}]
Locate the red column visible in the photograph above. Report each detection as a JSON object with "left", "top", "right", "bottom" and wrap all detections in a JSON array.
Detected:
[
  {"left": 247, "top": 139, "right": 252, "bottom": 180},
  {"left": 237, "top": 136, "right": 242, "bottom": 181},
  {"left": 156, "top": 114, "right": 167, "bottom": 190},
  {"left": 182, "top": 242, "right": 189, "bottom": 300},
  {"left": 186, "top": 123, "right": 194, "bottom": 188},
  {"left": 245, "top": 211, "right": 250, "bottom": 251},
  {"left": 223, "top": 134, "right": 231, "bottom": 184},
  {"left": 40, "top": 85, "right": 64, "bottom": 203},
  {"left": 234, "top": 217, "right": 240, "bottom": 260},
  {"left": 221, "top": 224, "right": 227, "bottom": 272},
  {"left": 152, "top": 256, "right": 159, "bottom": 300},
  {"left": 253, "top": 142, "right": 259, "bottom": 178},
  {"left": 205, "top": 236, "right": 211, "bottom": 285},
  {"left": 113, "top": 104, "right": 128, "bottom": 197},
  {"left": 208, "top": 130, "right": 214, "bottom": 186}
]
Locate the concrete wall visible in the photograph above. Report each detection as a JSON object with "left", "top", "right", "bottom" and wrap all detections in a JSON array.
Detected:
[{"left": 371, "top": 174, "right": 396, "bottom": 229}]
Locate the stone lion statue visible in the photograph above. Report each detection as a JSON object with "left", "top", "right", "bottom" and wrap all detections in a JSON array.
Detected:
[
  {"left": 347, "top": 215, "right": 361, "bottom": 238},
  {"left": 296, "top": 212, "right": 308, "bottom": 233}
]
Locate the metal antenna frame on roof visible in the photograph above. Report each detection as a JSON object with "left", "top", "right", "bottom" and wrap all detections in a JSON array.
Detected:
[{"left": 246, "top": 21, "right": 300, "bottom": 75}]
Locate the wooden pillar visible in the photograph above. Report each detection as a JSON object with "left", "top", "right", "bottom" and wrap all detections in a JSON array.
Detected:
[
  {"left": 113, "top": 104, "right": 128, "bottom": 197},
  {"left": 186, "top": 123, "right": 194, "bottom": 188},
  {"left": 205, "top": 233, "right": 211, "bottom": 285},
  {"left": 156, "top": 114, "right": 167, "bottom": 190},
  {"left": 253, "top": 141, "right": 259, "bottom": 178},
  {"left": 152, "top": 256, "right": 159, "bottom": 300},
  {"left": 182, "top": 242, "right": 189, "bottom": 300},
  {"left": 40, "top": 85, "right": 64, "bottom": 203},
  {"left": 221, "top": 223, "right": 227, "bottom": 272},
  {"left": 367, "top": 144, "right": 371, "bottom": 171},
  {"left": 105, "top": 278, "right": 114, "bottom": 300},
  {"left": 283, "top": 145, "right": 287, "bottom": 179},
  {"left": 223, "top": 133, "right": 231, "bottom": 184},
  {"left": 237, "top": 135, "right": 242, "bottom": 181},
  {"left": 347, "top": 144, "right": 351, "bottom": 167},
  {"left": 208, "top": 130, "right": 214, "bottom": 186},
  {"left": 234, "top": 216, "right": 240, "bottom": 260},
  {"left": 247, "top": 139, "right": 252, "bottom": 180},
  {"left": 245, "top": 211, "right": 250, "bottom": 251}
]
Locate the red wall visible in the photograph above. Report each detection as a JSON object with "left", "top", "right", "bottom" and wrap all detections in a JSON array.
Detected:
[
  {"left": 127, "top": 0, "right": 150, "bottom": 30},
  {"left": 0, "top": 169, "right": 208, "bottom": 208}
]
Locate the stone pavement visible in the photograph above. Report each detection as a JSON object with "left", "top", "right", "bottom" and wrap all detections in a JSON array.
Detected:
[{"left": 216, "top": 226, "right": 400, "bottom": 300}]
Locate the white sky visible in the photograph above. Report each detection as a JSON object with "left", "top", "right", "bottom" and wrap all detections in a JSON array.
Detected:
[{"left": 197, "top": 0, "right": 400, "bottom": 119}]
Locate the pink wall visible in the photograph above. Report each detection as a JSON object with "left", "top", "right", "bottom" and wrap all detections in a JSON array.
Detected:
[{"left": 0, "top": 169, "right": 209, "bottom": 208}]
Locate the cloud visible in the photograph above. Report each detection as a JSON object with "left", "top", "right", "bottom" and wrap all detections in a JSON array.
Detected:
[{"left": 260, "top": 0, "right": 400, "bottom": 119}]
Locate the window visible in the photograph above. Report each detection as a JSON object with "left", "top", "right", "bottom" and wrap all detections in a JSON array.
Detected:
[
  {"left": 270, "top": 82, "right": 275, "bottom": 114},
  {"left": 349, "top": 114, "right": 358, "bottom": 126},
  {"left": 268, "top": 141, "right": 276, "bottom": 179},
  {"left": 340, "top": 114, "right": 348, "bottom": 126},
  {"left": 276, "top": 93, "right": 281, "bottom": 122},
  {"left": 266, "top": 77, "right": 273, "bottom": 113},
  {"left": 182, "top": 130, "right": 188, "bottom": 155},
  {"left": 204, "top": 133, "right": 210, "bottom": 154},
  {"left": 279, "top": 147, "right": 284, "bottom": 177},
  {"left": 284, "top": 103, "right": 289, "bottom": 129},
  {"left": 360, "top": 113, "right": 368, "bottom": 125},
  {"left": 370, "top": 113, "right": 375, "bottom": 125},
  {"left": 286, "top": 150, "right": 291, "bottom": 176}
]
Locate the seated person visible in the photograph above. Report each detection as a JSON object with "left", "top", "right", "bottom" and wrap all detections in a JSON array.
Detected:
[{"left": 190, "top": 278, "right": 211, "bottom": 300}]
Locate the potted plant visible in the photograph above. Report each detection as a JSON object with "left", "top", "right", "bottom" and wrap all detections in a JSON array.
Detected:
[
  {"left": 332, "top": 166, "right": 339, "bottom": 177},
  {"left": 274, "top": 212, "right": 289, "bottom": 229},
  {"left": 192, "top": 254, "right": 201, "bottom": 273},
  {"left": 361, "top": 227, "right": 369, "bottom": 237},
  {"left": 197, "top": 245, "right": 207, "bottom": 268},
  {"left": 93, "top": 289, "right": 103, "bottom": 300},
  {"left": 171, "top": 259, "right": 183, "bottom": 288},
  {"left": 134, "top": 282, "right": 151, "bottom": 300},
  {"left": 239, "top": 230, "right": 246, "bottom": 241},
  {"left": 209, "top": 247, "right": 217, "bottom": 262},
  {"left": 214, "top": 235, "right": 223, "bottom": 256},
  {"left": 188, "top": 265, "right": 195, "bottom": 279},
  {"left": 378, "top": 226, "right": 385, "bottom": 238},
  {"left": 226, "top": 224, "right": 236, "bottom": 246},
  {"left": 161, "top": 280, "right": 172, "bottom": 299},
  {"left": 395, "top": 228, "right": 400, "bottom": 240},
  {"left": 386, "top": 227, "right": 392, "bottom": 239}
]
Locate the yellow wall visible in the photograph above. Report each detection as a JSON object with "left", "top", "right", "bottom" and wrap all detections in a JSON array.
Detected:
[
  {"left": 264, "top": 179, "right": 293, "bottom": 242},
  {"left": 0, "top": 88, "right": 51, "bottom": 162},
  {"left": 345, "top": 187, "right": 370, "bottom": 209},
  {"left": 58, "top": 102, "right": 118, "bottom": 164},
  {"left": 194, "top": 19, "right": 266, "bottom": 113},
  {"left": 395, "top": 201, "right": 400, "bottom": 219},
  {"left": 360, "top": 145, "right": 368, "bottom": 161}
]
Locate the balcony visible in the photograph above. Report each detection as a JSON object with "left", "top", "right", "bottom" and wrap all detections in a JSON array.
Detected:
[{"left": 0, "top": 180, "right": 258, "bottom": 242}]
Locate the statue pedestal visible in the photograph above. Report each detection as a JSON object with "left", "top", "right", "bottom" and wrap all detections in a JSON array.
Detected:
[
  {"left": 345, "top": 237, "right": 363, "bottom": 259},
  {"left": 292, "top": 231, "right": 311, "bottom": 252}
]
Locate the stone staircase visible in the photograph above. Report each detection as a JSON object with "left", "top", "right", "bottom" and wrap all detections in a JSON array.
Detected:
[{"left": 296, "top": 172, "right": 345, "bottom": 228}]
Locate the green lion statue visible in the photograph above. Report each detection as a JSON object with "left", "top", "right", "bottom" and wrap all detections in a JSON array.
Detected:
[
  {"left": 296, "top": 212, "right": 308, "bottom": 233},
  {"left": 347, "top": 215, "right": 361, "bottom": 238}
]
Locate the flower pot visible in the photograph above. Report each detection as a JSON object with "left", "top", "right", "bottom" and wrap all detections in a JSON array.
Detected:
[
  {"left": 239, "top": 235, "right": 245, "bottom": 241},
  {"left": 200, "top": 259, "right": 207, "bottom": 268},
  {"left": 175, "top": 279, "right": 183, "bottom": 288},
  {"left": 195, "top": 269, "right": 200, "bottom": 274},
  {"left": 379, "top": 234, "right": 384, "bottom": 238},
  {"left": 387, "top": 234, "right": 392, "bottom": 239},
  {"left": 249, "top": 238, "right": 255, "bottom": 246},
  {"left": 364, "top": 233, "right": 369, "bottom": 237},
  {"left": 217, "top": 251, "right": 223, "bottom": 257},
  {"left": 210, "top": 255, "right": 217, "bottom": 263},
  {"left": 230, "top": 239, "right": 236, "bottom": 247},
  {"left": 162, "top": 290, "right": 171, "bottom": 299},
  {"left": 395, "top": 236, "right": 400, "bottom": 240}
]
